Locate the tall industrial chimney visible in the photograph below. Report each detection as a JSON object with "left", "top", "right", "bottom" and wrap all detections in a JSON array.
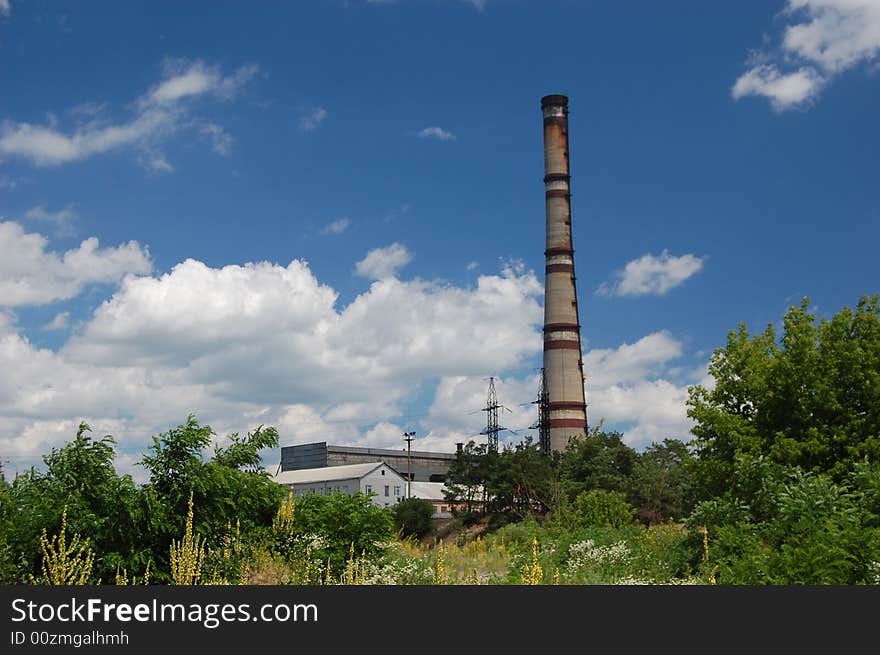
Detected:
[{"left": 541, "top": 94, "right": 588, "bottom": 452}]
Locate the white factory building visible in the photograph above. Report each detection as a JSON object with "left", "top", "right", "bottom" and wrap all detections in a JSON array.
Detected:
[
  {"left": 272, "top": 461, "right": 408, "bottom": 508},
  {"left": 270, "top": 461, "right": 463, "bottom": 517}
]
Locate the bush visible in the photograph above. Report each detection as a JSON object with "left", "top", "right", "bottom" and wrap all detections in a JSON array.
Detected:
[
  {"left": 394, "top": 498, "right": 435, "bottom": 540},
  {"left": 573, "top": 490, "right": 636, "bottom": 529},
  {"left": 293, "top": 492, "right": 395, "bottom": 572}
]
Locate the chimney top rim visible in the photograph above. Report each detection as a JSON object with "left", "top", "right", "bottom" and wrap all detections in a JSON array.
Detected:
[{"left": 541, "top": 94, "right": 569, "bottom": 108}]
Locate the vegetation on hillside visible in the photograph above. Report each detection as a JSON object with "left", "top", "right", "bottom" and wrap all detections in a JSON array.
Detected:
[{"left": 1, "top": 295, "right": 878, "bottom": 585}]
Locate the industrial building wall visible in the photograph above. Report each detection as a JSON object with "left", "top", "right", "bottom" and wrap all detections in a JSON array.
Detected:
[{"left": 280, "top": 442, "right": 454, "bottom": 482}]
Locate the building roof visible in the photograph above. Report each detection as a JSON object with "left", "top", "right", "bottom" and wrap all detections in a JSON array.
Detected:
[
  {"left": 409, "top": 481, "right": 450, "bottom": 501},
  {"left": 272, "top": 461, "right": 399, "bottom": 486}
]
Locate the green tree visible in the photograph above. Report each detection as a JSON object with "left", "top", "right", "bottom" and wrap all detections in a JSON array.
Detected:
[
  {"left": 6, "top": 423, "right": 144, "bottom": 583},
  {"left": 292, "top": 491, "right": 394, "bottom": 572},
  {"left": 0, "top": 463, "right": 15, "bottom": 583},
  {"left": 630, "top": 438, "right": 695, "bottom": 523},
  {"left": 572, "top": 489, "right": 636, "bottom": 529},
  {"left": 687, "top": 466, "right": 880, "bottom": 584},
  {"left": 485, "top": 437, "right": 555, "bottom": 519},
  {"left": 139, "top": 416, "right": 285, "bottom": 582},
  {"left": 558, "top": 429, "right": 637, "bottom": 501},
  {"left": 687, "top": 296, "right": 880, "bottom": 497},
  {"left": 394, "top": 497, "right": 435, "bottom": 539},
  {"left": 444, "top": 440, "right": 489, "bottom": 515}
]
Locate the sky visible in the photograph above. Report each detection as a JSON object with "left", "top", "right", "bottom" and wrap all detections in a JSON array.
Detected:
[{"left": 1, "top": 0, "right": 878, "bottom": 482}]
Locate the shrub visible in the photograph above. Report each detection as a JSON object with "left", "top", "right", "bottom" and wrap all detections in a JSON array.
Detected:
[
  {"left": 394, "top": 498, "right": 435, "bottom": 540},
  {"left": 573, "top": 489, "right": 636, "bottom": 529}
]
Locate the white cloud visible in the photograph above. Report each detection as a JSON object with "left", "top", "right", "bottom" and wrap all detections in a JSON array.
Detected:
[
  {"left": 0, "top": 222, "right": 706, "bottom": 478},
  {"left": 417, "top": 126, "right": 456, "bottom": 141},
  {"left": 25, "top": 205, "right": 77, "bottom": 225},
  {"left": 299, "top": 107, "right": 328, "bottom": 132},
  {"left": 0, "top": 234, "right": 544, "bottom": 477},
  {"left": 199, "top": 122, "right": 233, "bottom": 155},
  {"left": 320, "top": 217, "right": 350, "bottom": 235},
  {"left": 354, "top": 242, "right": 413, "bottom": 279},
  {"left": 732, "top": 0, "right": 880, "bottom": 110},
  {"left": 0, "top": 0, "right": 10, "bottom": 17},
  {"left": 0, "top": 59, "right": 258, "bottom": 169},
  {"left": 44, "top": 312, "right": 69, "bottom": 331},
  {"left": 420, "top": 333, "right": 699, "bottom": 454},
  {"left": 731, "top": 64, "right": 826, "bottom": 111},
  {"left": 598, "top": 250, "right": 705, "bottom": 297},
  {"left": 141, "top": 60, "right": 258, "bottom": 108},
  {"left": 589, "top": 379, "right": 692, "bottom": 450},
  {"left": 24, "top": 205, "right": 78, "bottom": 236},
  {"left": 583, "top": 332, "right": 698, "bottom": 449},
  {"left": 583, "top": 331, "right": 683, "bottom": 388},
  {"left": 424, "top": 375, "right": 540, "bottom": 448},
  {"left": 141, "top": 153, "right": 174, "bottom": 174},
  {"left": 0, "top": 221, "right": 152, "bottom": 306}
]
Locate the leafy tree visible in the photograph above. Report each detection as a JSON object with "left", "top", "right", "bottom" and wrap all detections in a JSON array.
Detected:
[
  {"left": 485, "top": 437, "right": 555, "bottom": 519},
  {"left": 394, "top": 498, "right": 435, "bottom": 539},
  {"left": 292, "top": 492, "right": 394, "bottom": 572},
  {"left": 139, "top": 416, "right": 285, "bottom": 582},
  {"left": 6, "top": 423, "right": 144, "bottom": 583},
  {"left": 0, "top": 464, "right": 15, "bottom": 583},
  {"left": 444, "top": 440, "right": 489, "bottom": 514},
  {"left": 688, "top": 296, "right": 880, "bottom": 497},
  {"left": 687, "top": 467, "right": 880, "bottom": 584},
  {"left": 572, "top": 489, "right": 636, "bottom": 529},
  {"left": 558, "top": 429, "right": 637, "bottom": 501},
  {"left": 630, "top": 438, "right": 695, "bottom": 523}
]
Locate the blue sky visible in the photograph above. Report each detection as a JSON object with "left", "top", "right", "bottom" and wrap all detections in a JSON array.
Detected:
[{"left": 1, "top": 0, "right": 878, "bottom": 480}]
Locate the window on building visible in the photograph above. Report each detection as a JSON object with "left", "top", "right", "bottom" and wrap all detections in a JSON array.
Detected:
[
  {"left": 381, "top": 469, "right": 385, "bottom": 476},
  {"left": 365, "top": 484, "right": 372, "bottom": 495},
  {"left": 384, "top": 485, "right": 389, "bottom": 497},
  {"left": 441, "top": 506, "right": 448, "bottom": 513},
  {"left": 394, "top": 486, "right": 400, "bottom": 496}
]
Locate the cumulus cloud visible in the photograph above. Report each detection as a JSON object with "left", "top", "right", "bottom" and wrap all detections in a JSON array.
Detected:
[
  {"left": 0, "top": 222, "right": 707, "bottom": 477},
  {"left": 597, "top": 250, "right": 704, "bottom": 297},
  {"left": 422, "top": 332, "right": 700, "bottom": 454},
  {"left": 582, "top": 333, "right": 698, "bottom": 449},
  {"left": 0, "top": 0, "right": 10, "bottom": 17},
  {"left": 583, "top": 331, "right": 683, "bottom": 388},
  {"left": 417, "top": 126, "right": 456, "bottom": 141},
  {"left": 0, "top": 234, "right": 545, "bottom": 477},
  {"left": 422, "top": 375, "right": 540, "bottom": 451},
  {"left": 298, "top": 107, "right": 328, "bottom": 132},
  {"left": 320, "top": 217, "right": 350, "bottom": 235},
  {"left": 0, "top": 59, "right": 258, "bottom": 169},
  {"left": 732, "top": 1, "right": 880, "bottom": 110},
  {"left": 355, "top": 243, "right": 413, "bottom": 279},
  {"left": 43, "top": 312, "right": 70, "bottom": 331},
  {"left": 0, "top": 221, "right": 152, "bottom": 306},
  {"left": 731, "top": 65, "right": 825, "bottom": 111}
]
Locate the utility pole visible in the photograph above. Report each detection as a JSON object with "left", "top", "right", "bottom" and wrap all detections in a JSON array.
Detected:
[{"left": 403, "top": 431, "right": 415, "bottom": 499}]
